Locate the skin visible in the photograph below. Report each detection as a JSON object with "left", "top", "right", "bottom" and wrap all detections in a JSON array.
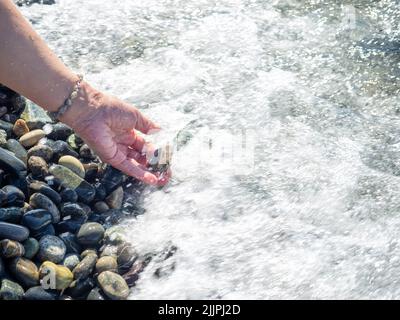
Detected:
[{"left": 0, "top": 0, "right": 169, "bottom": 185}]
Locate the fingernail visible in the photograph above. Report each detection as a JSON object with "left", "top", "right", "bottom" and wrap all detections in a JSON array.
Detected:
[
  {"left": 145, "top": 173, "right": 158, "bottom": 185},
  {"left": 147, "top": 127, "right": 161, "bottom": 135}
]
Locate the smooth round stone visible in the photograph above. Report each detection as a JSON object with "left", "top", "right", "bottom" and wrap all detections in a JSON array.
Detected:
[
  {"left": 81, "top": 249, "right": 97, "bottom": 259},
  {"left": 32, "top": 223, "right": 55, "bottom": 239},
  {"left": 104, "top": 226, "right": 126, "bottom": 245},
  {"left": 0, "top": 147, "right": 27, "bottom": 181},
  {"left": 28, "top": 181, "right": 61, "bottom": 205},
  {"left": 22, "top": 209, "right": 52, "bottom": 231},
  {"left": 77, "top": 222, "right": 105, "bottom": 246},
  {"left": 2, "top": 185, "right": 25, "bottom": 207},
  {"left": 87, "top": 287, "right": 106, "bottom": 300},
  {"left": 24, "top": 286, "right": 56, "bottom": 300},
  {"left": 0, "top": 119, "right": 13, "bottom": 135},
  {"left": 28, "top": 156, "right": 48, "bottom": 178},
  {"left": 38, "top": 235, "right": 66, "bottom": 264},
  {"left": 0, "top": 239, "right": 25, "bottom": 258},
  {"left": 5, "top": 139, "right": 27, "bottom": 164},
  {"left": 93, "top": 201, "right": 109, "bottom": 214},
  {"left": 9, "top": 257, "right": 39, "bottom": 287},
  {"left": 101, "top": 166, "right": 124, "bottom": 194},
  {"left": 60, "top": 188, "right": 78, "bottom": 203},
  {"left": 100, "top": 244, "right": 118, "bottom": 259},
  {"left": 49, "top": 164, "right": 95, "bottom": 203},
  {"left": 0, "top": 222, "right": 29, "bottom": 242},
  {"left": 23, "top": 238, "right": 39, "bottom": 259},
  {"left": 19, "top": 129, "right": 45, "bottom": 147},
  {"left": 59, "top": 155, "right": 85, "bottom": 178},
  {"left": 79, "top": 144, "right": 95, "bottom": 160},
  {"left": 39, "top": 261, "right": 74, "bottom": 290},
  {"left": 55, "top": 218, "right": 83, "bottom": 234},
  {"left": 27, "top": 144, "right": 53, "bottom": 162},
  {"left": 72, "top": 253, "right": 97, "bottom": 280},
  {"left": 0, "top": 279, "right": 24, "bottom": 300},
  {"left": 98, "top": 271, "right": 130, "bottom": 300},
  {"left": 95, "top": 184, "right": 107, "bottom": 201},
  {"left": 96, "top": 256, "right": 118, "bottom": 274},
  {"left": 52, "top": 140, "right": 79, "bottom": 160},
  {"left": 46, "top": 123, "right": 73, "bottom": 141},
  {"left": 61, "top": 202, "right": 86, "bottom": 218},
  {"left": 67, "top": 278, "right": 95, "bottom": 299},
  {"left": 0, "top": 207, "right": 23, "bottom": 223},
  {"left": 63, "top": 253, "right": 80, "bottom": 270},
  {"left": 117, "top": 243, "right": 137, "bottom": 273},
  {"left": 20, "top": 100, "right": 51, "bottom": 129},
  {"left": 0, "top": 129, "right": 7, "bottom": 146},
  {"left": 59, "top": 232, "right": 81, "bottom": 254},
  {"left": 13, "top": 119, "right": 29, "bottom": 137},
  {"left": 29, "top": 193, "right": 60, "bottom": 223},
  {"left": 106, "top": 186, "right": 124, "bottom": 209},
  {"left": 122, "top": 260, "right": 145, "bottom": 287},
  {"left": 67, "top": 134, "right": 83, "bottom": 150}
]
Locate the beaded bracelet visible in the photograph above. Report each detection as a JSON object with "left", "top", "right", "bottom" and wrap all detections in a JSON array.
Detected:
[{"left": 47, "top": 74, "right": 83, "bottom": 121}]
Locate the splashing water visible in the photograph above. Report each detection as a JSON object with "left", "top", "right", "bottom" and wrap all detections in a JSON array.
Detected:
[{"left": 20, "top": 0, "right": 400, "bottom": 299}]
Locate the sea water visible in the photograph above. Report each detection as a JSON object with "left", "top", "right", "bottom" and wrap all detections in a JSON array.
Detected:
[{"left": 21, "top": 0, "right": 400, "bottom": 299}]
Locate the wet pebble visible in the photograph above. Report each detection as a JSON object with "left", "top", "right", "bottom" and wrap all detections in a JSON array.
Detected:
[
  {"left": 28, "top": 156, "right": 48, "bottom": 178},
  {"left": 117, "top": 243, "right": 137, "bottom": 273},
  {"left": 0, "top": 279, "right": 24, "bottom": 300},
  {"left": 24, "top": 286, "right": 56, "bottom": 300},
  {"left": 97, "top": 271, "right": 130, "bottom": 300},
  {"left": 51, "top": 140, "right": 79, "bottom": 160},
  {"left": 1, "top": 185, "right": 25, "bottom": 207},
  {"left": 76, "top": 222, "right": 105, "bottom": 247},
  {"left": 96, "top": 256, "right": 118, "bottom": 274},
  {"left": 0, "top": 222, "right": 29, "bottom": 242},
  {"left": 29, "top": 193, "right": 60, "bottom": 223},
  {"left": 0, "top": 147, "right": 27, "bottom": 178},
  {"left": 79, "top": 144, "right": 95, "bottom": 160},
  {"left": 21, "top": 209, "right": 52, "bottom": 232},
  {"left": 60, "top": 188, "right": 78, "bottom": 203},
  {"left": 9, "top": 257, "right": 39, "bottom": 287},
  {"left": 0, "top": 129, "right": 7, "bottom": 146},
  {"left": 61, "top": 202, "right": 86, "bottom": 219},
  {"left": 49, "top": 164, "right": 95, "bottom": 203},
  {"left": 72, "top": 252, "right": 97, "bottom": 280},
  {"left": 93, "top": 201, "right": 109, "bottom": 214},
  {"left": 27, "top": 144, "right": 53, "bottom": 162},
  {"left": 0, "top": 207, "right": 23, "bottom": 223},
  {"left": 106, "top": 186, "right": 124, "bottom": 209},
  {"left": 37, "top": 235, "right": 66, "bottom": 263},
  {"left": 59, "top": 155, "right": 85, "bottom": 178},
  {"left": 46, "top": 123, "right": 73, "bottom": 141},
  {"left": 59, "top": 232, "right": 81, "bottom": 254},
  {"left": 28, "top": 181, "right": 61, "bottom": 205},
  {"left": 39, "top": 261, "right": 74, "bottom": 290},
  {"left": 5, "top": 139, "right": 27, "bottom": 164},
  {"left": 13, "top": 119, "right": 29, "bottom": 137},
  {"left": 23, "top": 238, "right": 39, "bottom": 259},
  {"left": 67, "top": 277, "right": 95, "bottom": 299},
  {"left": 19, "top": 129, "right": 45, "bottom": 147},
  {"left": 87, "top": 287, "right": 106, "bottom": 300},
  {"left": 63, "top": 253, "right": 80, "bottom": 270},
  {"left": 0, "top": 239, "right": 25, "bottom": 258}
]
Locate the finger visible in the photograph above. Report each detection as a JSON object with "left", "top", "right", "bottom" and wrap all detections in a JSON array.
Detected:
[
  {"left": 127, "top": 148, "right": 147, "bottom": 166},
  {"left": 130, "top": 105, "right": 161, "bottom": 134},
  {"left": 116, "top": 130, "right": 156, "bottom": 155},
  {"left": 115, "top": 157, "right": 158, "bottom": 185}
]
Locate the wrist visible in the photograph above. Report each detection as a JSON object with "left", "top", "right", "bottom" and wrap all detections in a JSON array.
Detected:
[{"left": 59, "top": 80, "right": 103, "bottom": 129}]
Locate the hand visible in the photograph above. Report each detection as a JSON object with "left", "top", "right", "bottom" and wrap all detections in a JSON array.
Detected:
[{"left": 60, "top": 81, "right": 170, "bottom": 186}]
